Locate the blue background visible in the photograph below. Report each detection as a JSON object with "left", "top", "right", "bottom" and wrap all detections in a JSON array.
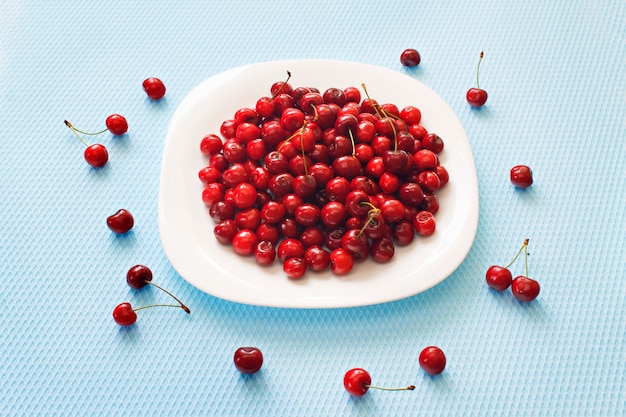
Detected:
[{"left": 1, "top": 1, "right": 624, "bottom": 415}]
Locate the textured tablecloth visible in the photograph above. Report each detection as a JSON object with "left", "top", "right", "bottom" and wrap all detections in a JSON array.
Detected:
[{"left": 1, "top": 1, "right": 624, "bottom": 415}]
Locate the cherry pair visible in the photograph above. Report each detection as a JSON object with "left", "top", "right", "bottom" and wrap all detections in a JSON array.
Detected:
[
  {"left": 64, "top": 115, "right": 128, "bottom": 167},
  {"left": 343, "top": 345, "right": 446, "bottom": 397},
  {"left": 486, "top": 239, "right": 540, "bottom": 302},
  {"left": 112, "top": 265, "right": 190, "bottom": 326}
]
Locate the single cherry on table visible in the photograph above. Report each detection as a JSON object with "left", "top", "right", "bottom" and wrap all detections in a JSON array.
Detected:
[
  {"left": 466, "top": 51, "right": 488, "bottom": 108},
  {"left": 106, "top": 209, "right": 134, "bottom": 234},
  {"left": 143, "top": 77, "right": 166, "bottom": 100},
  {"left": 510, "top": 165, "right": 533, "bottom": 188},
  {"left": 234, "top": 347, "right": 263, "bottom": 374},
  {"left": 343, "top": 368, "right": 415, "bottom": 397},
  {"left": 419, "top": 346, "right": 447, "bottom": 375},
  {"left": 400, "top": 48, "right": 421, "bottom": 67}
]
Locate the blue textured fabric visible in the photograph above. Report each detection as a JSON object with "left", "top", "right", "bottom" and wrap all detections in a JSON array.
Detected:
[{"left": 1, "top": 1, "right": 624, "bottom": 415}]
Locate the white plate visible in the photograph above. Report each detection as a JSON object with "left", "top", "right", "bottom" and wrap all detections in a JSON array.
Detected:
[{"left": 158, "top": 59, "right": 478, "bottom": 308}]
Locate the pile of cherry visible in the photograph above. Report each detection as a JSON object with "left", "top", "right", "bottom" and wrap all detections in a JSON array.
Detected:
[{"left": 199, "top": 74, "right": 448, "bottom": 279}]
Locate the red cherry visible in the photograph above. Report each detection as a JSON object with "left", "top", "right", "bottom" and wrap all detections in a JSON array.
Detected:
[
  {"left": 232, "top": 229, "right": 259, "bottom": 256},
  {"left": 304, "top": 245, "right": 331, "bottom": 271},
  {"left": 283, "top": 257, "right": 306, "bottom": 279},
  {"left": 84, "top": 144, "right": 109, "bottom": 168},
  {"left": 485, "top": 265, "right": 513, "bottom": 291},
  {"left": 254, "top": 241, "right": 276, "bottom": 265},
  {"left": 106, "top": 209, "right": 134, "bottom": 234},
  {"left": 330, "top": 248, "right": 354, "bottom": 275},
  {"left": 112, "top": 302, "right": 137, "bottom": 326},
  {"left": 419, "top": 346, "right": 446, "bottom": 375},
  {"left": 466, "top": 51, "right": 488, "bottom": 108},
  {"left": 142, "top": 77, "right": 166, "bottom": 100},
  {"left": 234, "top": 347, "right": 263, "bottom": 374},
  {"left": 126, "top": 264, "right": 153, "bottom": 289},
  {"left": 511, "top": 276, "right": 540, "bottom": 302},
  {"left": 400, "top": 48, "right": 421, "bottom": 67},
  {"left": 371, "top": 237, "right": 395, "bottom": 262},
  {"left": 413, "top": 210, "right": 436, "bottom": 236},
  {"left": 104, "top": 114, "right": 128, "bottom": 136},
  {"left": 510, "top": 165, "right": 533, "bottom": 188},
  {"left": 343, "top": 368, "right": 371, "bottom": 396},
  {"left": 343, "top": 368, "right": 415, "bottom": 397}
]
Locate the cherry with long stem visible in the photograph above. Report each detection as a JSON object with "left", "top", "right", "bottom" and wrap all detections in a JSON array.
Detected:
[{"left": 466, "top": 51, "right": 488, "bottom": 108}]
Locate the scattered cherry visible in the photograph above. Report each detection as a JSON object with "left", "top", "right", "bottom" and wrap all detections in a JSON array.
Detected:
[
  {"left": 511, "top": 275, "right": 541, "bottom": 302},
  {"left": 510, "top": 165, "right": 533, "bottom": 188},
  {"left": 343, "top": 368, "right": 415, "bottom": 397},
  {"left": 419, "top": 346, "right": 446, "bottom": 375},
  {"left": 234, "top": 347, "right": 263, "bottom": 374},
  {"left": 142, "top": 77, "right": 166, "bottom": 100},
  {"left": 485, "top": 265, "right": 513, "bottom": 291},
  {"left": 400, "top": 48, "right": 421, "bottom": 67},
  {"left": 112, "top": 302, "right": 137, "bottom": 326},
  {"left": 105, "top": 114, "right": 129, "bottom": 136},
  {"left": 83, "top": 143, "right": 109, "bottom": 168},
  {"left": 106, "top": 209, "right": 134, "bottom": 234},
  {"left": 466, "top": 51, "right": 488, "bottom": 108}
]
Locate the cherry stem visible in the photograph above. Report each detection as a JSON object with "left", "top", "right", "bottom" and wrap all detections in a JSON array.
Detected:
[
  {"left": 298, "top": 124, "right": 309, "bottom": 176},
  {"left": 347, "top": 128, "right": 356, "bottom": 156},
  {"left": 270, "top": 70, "right": 292, "bottom": 100},
  {"left": 133, "top": 303, "right": 189, "bottom": 313},
  {"left": 523, "top": 239, "right": 530, "bottom": 278},
  {"left": 365, "top": 384, "right": 416, "bottom": 392},
  {"left": 357, "top": 207, "right": 381, "bottom": 237},
  {"left": 360, "top": 84, "right": 397, "bottom": 149},
  {"left": 146, "top": 281, "right": 191, "bottom": 314},
  {"left": 64, "top": 120, "right": 108, "bottom": 136},
  {"left": 64, "top": 120, "right": 89, "bottom": 147},
  {"left": 475, "top": 51, "right": 484, "bottom": 89},
  {"left": 504, "top": 238, "right": 529, "bottom": 270}
]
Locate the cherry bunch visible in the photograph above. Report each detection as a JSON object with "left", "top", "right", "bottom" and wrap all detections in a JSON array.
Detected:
[
  {"left": 199, "top": 73, "right": 448, "bottom": 279},
  {"left": 344, "top": 345, "right": 446, "bottom": 397},
  {"left": 486, "top": 238, "right": 540, "bottom": 302},
  {"left": 113, "top": 264, "right": 190, "bottom": 326}
]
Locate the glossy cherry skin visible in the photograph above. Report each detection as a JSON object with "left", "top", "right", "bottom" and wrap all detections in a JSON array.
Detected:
[
  {"left": 234, "top": 347, "right": 263, "bottom": 374},
  {"left": 466, "top": 88, "right": 488, "bottom": 108},
  {"left": 343, "top": 368, "right": 371, "bottom": 396},
  {"left": 419, "top": 346, "right": 446, "bottom": 375},
  {"left": 113, "top": 302, "right": 137, "bottom": 326},
  {"left": 511, "top": 276, "right": 540, "bottom": 302},
  {"left": 105, "top": 114, "right": 128, "bottom": 136},
  {"left": 84, "top": 144, "right": 108, "bottom": 167},
  {"left": 485, "top": 265, "right": 513, "bottom": 291},
  {"left": 126, "top": 264, "right": 153, "bottom": 289},
  {"left": 330, "top": 248, "right": 354, "bottom": 275},
  {"left": 107, "top": 209, "right": 134, "bottom": 234},
  {"left": 400, "top": 48, "right": 421, "bottom": 67},
  {"left": 142, "top": 77, "right": 166, "bottom": 100},
  {"left": 510, "top": 165, "right": 533, "bottom": 188}
]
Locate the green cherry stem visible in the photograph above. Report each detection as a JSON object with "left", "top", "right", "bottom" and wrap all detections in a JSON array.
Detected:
[
  {"left": 133, "top": 303, "right": 189, "bottom": 313},
  {"left": 475, "top": 51, "right": 484, "bottom": 89},
  {"left": 145, "top": 281, "right": 191, "bottom": 314},
  {"left": 365, "top": 383, "right": 416, "bottom": 392},
  {"left": 504, "top": 238, "right": 529, "bottom": 270}
]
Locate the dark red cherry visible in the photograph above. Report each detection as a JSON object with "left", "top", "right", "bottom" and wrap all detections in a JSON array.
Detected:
[
  {"left": 106, "top": 209, "right": 134, "bottom": 234},
  {"left": 234, "top": 347, "right": 263, "bottom": 374}
]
